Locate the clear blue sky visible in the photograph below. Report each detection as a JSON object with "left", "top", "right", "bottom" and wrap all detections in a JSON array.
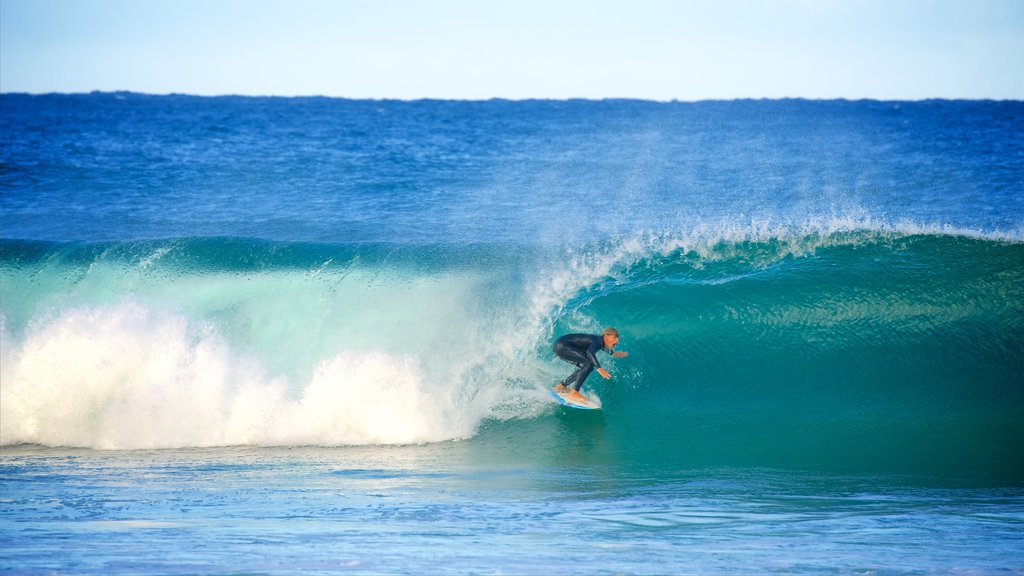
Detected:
[{"left": 2, "top": 0, "right": 1022, "bottom": 100}]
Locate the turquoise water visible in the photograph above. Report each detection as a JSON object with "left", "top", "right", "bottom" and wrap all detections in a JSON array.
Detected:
[{"left": 2, "top": 94, "right": 1023, "bottom": 573}]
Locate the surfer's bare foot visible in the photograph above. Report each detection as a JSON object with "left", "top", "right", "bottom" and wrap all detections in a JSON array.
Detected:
[
  {"left": 553, "top": 384, "right": 568, "bottom": 393},
  {"left": 568, "top": 390, "right": 586, "bottom": 401}
]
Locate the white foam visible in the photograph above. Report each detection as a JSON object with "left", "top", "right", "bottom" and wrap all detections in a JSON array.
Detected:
[{"left": 0, "top": 301, "right": 494, "bottom": 449}]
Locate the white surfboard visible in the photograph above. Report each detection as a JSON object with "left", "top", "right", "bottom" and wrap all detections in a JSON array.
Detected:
[{"left": 549, "top": 388, "right": 600, "bottom": 410}]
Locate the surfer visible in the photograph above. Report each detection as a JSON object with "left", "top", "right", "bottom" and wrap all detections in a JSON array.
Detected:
[{"left": 552, "top": 328, "right": 628, "bottom": 401}]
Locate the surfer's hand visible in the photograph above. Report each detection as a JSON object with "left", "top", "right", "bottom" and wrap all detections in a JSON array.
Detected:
[{"left": 597, "top": 368, "right": 611, "bottom": 379}]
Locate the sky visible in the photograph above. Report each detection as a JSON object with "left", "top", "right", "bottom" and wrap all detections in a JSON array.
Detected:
[{"left": 1, "top": 0, "right": 1022, "bottom": 100}]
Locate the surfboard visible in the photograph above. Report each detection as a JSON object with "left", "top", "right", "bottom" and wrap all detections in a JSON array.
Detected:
[{"left": 549, "top": 388, "right": 600, "bottom": 410}]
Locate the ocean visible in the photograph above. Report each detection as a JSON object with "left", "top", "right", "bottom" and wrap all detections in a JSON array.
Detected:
[{"left": 1, "top": 93, "right": 1022, "bottom": 574}]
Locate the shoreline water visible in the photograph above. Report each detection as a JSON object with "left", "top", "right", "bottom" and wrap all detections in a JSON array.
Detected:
[{"left": 3, "top": 443, "right": 1023, "bottom": 574}]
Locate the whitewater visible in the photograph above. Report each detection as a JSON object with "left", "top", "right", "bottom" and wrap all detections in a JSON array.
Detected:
[{"left": 1, "top": 94, "right": 1022, "bottom": 574}]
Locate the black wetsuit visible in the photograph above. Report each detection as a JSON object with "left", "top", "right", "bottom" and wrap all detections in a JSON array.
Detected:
[{"left": 552, "top": 333, "right": 613, "bottom": 391}]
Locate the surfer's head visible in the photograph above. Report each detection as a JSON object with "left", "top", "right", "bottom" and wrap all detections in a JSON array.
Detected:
[{"left": 602, "top": 327, "right": 619, "bottom": 348}]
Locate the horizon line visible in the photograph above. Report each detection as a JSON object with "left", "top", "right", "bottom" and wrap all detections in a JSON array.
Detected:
[{"left": 2, "top": 89, "right": 1021, "bottom": 104}]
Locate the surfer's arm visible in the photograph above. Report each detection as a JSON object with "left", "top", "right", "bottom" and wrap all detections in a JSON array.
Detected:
[{"left": 598, "top": 348, "right": 626, "bottom": 378}]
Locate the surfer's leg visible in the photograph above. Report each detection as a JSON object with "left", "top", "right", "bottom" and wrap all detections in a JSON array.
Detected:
[
  {"left": 553, "top": 342, "right": 593, "bottom": 392},
  {"left": 571, "top": 363, "right": 595, "bottom": 391},
  {"left": 556, "top": 366, "right": 582, "bottom": 390}
]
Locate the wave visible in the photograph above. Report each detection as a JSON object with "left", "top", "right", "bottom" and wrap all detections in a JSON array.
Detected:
[{"left": 2, "top": 227, "right": 1022, "bottom": 474}]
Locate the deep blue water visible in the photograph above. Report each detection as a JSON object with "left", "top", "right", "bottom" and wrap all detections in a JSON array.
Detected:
[
  {"left": 1, "top": 93, "right": 1023, "bottom": 573},
  {"left": 3, "top": 95, "right": 1021, "bottom": 243}
]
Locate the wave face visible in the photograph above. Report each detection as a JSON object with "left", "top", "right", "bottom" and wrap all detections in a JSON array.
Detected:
[
  {"left": 550, "top": 231, "right": 1024, "bottom": 474},
  {"left": 2, "top": 231, "right": 1022, "bottom": 475}
]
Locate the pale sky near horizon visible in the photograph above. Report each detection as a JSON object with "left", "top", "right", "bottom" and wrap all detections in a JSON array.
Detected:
[{"left": 2, "top": 0, "right": 1022, "bottom": 100}]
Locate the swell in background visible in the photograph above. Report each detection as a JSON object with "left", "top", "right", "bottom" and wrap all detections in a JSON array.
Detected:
[{"left": 3, "top": 95, "right": 1022, "bottom": 244}]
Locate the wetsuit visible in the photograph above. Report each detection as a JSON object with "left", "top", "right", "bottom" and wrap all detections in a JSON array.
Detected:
[{"left": 552, "top": 333, "right": 613, "bottom": 392}]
